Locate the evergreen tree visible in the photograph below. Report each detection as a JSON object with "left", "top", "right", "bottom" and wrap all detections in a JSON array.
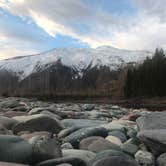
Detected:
[{"left": 125, "top": 48, "right": 166, "bottom": 97}]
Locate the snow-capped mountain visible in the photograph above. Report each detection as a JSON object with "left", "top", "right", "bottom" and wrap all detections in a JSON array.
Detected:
[
  {"left": 0, "top": 46, "right": 153, "bottom": 97},
  {"left": 0, "top": 46, "right": 152, "bottom": 81}
]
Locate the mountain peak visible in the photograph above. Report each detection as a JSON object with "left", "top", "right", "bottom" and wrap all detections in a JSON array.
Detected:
[{"left": 0, "top": 47, "right": 153, "bottom": 81}]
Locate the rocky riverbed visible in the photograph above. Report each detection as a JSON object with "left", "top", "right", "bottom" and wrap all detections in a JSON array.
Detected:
[{"left": 0, "top": 97, "right": 165, "bottom": 166}]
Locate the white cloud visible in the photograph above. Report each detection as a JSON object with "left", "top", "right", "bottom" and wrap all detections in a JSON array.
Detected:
[{"left": 1, "top": 0, "right": 166, "bottom": 55}]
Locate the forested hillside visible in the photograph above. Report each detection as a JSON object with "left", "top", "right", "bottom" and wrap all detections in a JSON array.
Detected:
[{"left": 125, "top": 48, "right": 166, "bottom": 97}]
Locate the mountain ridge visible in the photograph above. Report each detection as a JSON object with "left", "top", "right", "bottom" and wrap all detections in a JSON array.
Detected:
[{"left": 0, "top": 46, "right": 152, "bottom": 81}]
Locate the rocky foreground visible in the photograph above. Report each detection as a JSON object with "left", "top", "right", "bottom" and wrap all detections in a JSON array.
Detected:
[{"left": 0, "top": 98, "right": 165, "bottom": 166}]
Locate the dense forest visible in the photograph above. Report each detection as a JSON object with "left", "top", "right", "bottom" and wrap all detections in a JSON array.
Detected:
[{"left": 125, "top": 48, "right": 166, "bottom": 97}]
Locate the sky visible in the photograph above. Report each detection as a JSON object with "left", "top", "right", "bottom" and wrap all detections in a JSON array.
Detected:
[{"left": 0, "top": 0, "right": 166, "bottom": 59}]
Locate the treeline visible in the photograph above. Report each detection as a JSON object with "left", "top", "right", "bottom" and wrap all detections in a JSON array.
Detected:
[{"left": 125, "top": 48, "right": 166, "bottom": 97}]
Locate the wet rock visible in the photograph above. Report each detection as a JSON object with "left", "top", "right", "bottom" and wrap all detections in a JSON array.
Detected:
[
  {"left": 121, "top": 140, "right": 139, "bottom": 155},
  {"left": 137, "top": 129, "right": 166, "bottom": 156},
  {"left": 105, "top": 135, "right": 122, "bottom": 146},
  {"left": 20, "top": 131, "right": 50, "bottom": 140},
  {"left": 58, "top": 127, "right": 80, "bottom": 139},
  {"left": 61, "top": 143, "right": 73, "bottom": 149},
  {"left": 108, "top": 131, "right": 127, "bottom": 143},
  {"left": 10, "top": 106, "right": 28, "bottom": 112},
  {"left": 122, "top": 113, "right": 141, "bottom": 122},
  {"left": 137, "top": 112, "right": 166, "bottom": 156},
  {"left": 88, "top": 138, "right": 121, "bottom": 153},
  {"left": 62, "top": 119, "right": 107, "bottom": 129},
  {"left": 102, "top": 121, "right": 126, "bottom": 133},
  {"left": 157, "top": 153, "right": 166, "bottom": 166},
  {"left": 90, "top": 149, "right": 132, "bottom": 164},
  {"left": 12, "top": 114, "right": 64, "bottom": 134},
  {"left": 136, "top": 112, "right": 166, "bottom": 131},
  {"left": 28, "top": 107, "right": 50, "bottom": 115},
  {"left": 0, "top": 162, "right": 28, "bottom": 166},
  {"left": 63, "top": 127, "right": 108, "bottom": 148},
  {"left": 28, "top": 107, "right": 66, "bottom": 118},
  {"left": 62, "top": 149, "right": 96, "bottom": 164},
  {"left": 92, "top": 156, "right": 139, "bottom": 166},
  {"left": 56, "top": 164, "right": 72, "bottom": 166},
  {"left": 40, "top": 110, "right": 62, "bottom": 120},
  {"left": 0, "top": 124, "right": 12, "bottom": 135},
  {"left": 79, "top": 136, "right": 104, "bottom": 150},
  {"left": 0, "top": 135, "right": 32, "bottom": 164},
  {"left": 0, "top": 116, "right": 18, "bottom": 129},
  {"left": 0, "top": 100, "right": 23, "bottom": 109},
  {"left": 121, "top": 138, "right": 139, "bottom": 156},
  {"left": 81, "top": 104, "right": 95, "bottom": 111},
  {"left": 35, "top": 157, "right": 87, "bottom": 166},
  {"left": 135, "top": 150, "right": 155, "bottom": 166},
  {"left": 29, "top": 135, "right": 62, "bottom": 163},
  {"left": 3, "top": 111, "right": 28, "bottom": 118},
  {"left": 127, "top": 128, "right": 137, "bottom": 138}
]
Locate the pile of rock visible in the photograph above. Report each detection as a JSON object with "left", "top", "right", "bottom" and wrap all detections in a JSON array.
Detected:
[{"left": 0, "top": 97, "right": 164, "bottom": 166}]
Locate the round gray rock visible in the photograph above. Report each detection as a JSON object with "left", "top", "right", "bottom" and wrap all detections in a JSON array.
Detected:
[
  {"left": 63, "top": 127, "right": 108, "bottom": 148},
  {"left": 62, "top": 119, "right": 107, "bottom": 129},
  {"left": 79, "top": 136, "right": 104, "bottom": 150},
  {"left": 29, "top": 135, "right": 62, "bottom": 162},
  {"left": 0, "top": 135, "right": 32, "bottom": 164},
  {"left": 135, "top": 150, "right": 155, "bottom": 166},
  {"left": 92, "top": 156, "right": 139, "bottom": 166},
  {"left": 12, "top": 114, "right": 64, "bottom": 134},
  {"left": 35, "top": 157, "right": 87, "bottom": 166},
  {"left": 157, "top": 153, "right": 166, "bottom": 166}
]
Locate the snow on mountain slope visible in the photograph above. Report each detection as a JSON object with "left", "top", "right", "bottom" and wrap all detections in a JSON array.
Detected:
[{"left": 0, "top": 46, "right": 152, "bottom": 81}]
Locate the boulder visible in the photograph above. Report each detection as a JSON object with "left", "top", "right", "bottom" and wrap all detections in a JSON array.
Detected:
[
  {"left": 20, "top": 131, "right": 50, "bottom": 140},
  {"left": 0, "top": 116, "right": 18, "bottom": 129},
  {"left": 88, "top": 138, "right": 121, "bottom": 153},
  {"left": 90, "top": 149, "right": 132, "bottom": 164},
  {"left": 101, "top": 121, "right": 126, "bottom": 133},
  {"left": 61, "top": 143, "right": 73, "bottom": 149},
  {"left": 63, "top": 127, "right": 108, "bottom": 148},
  {"left": 81, "top": 104, "right": 95, "bottom": 111},
  {"left": 3, "top": 111, "right": 28, "bottom": 118},
  {"left": 12, "top": 114, "right": 64, "bottom": 134},
  {"left": 29, "top": 135, "right": 62, "bottom": 163},
  {"left": 157, "top": 153, "right": 166, "bottom": 166},
  {"left": 135, "top": 150, "right": 155, "bottom": 166},
  {"left": 136, "top": 112, "right": 166, "bottom": 131},
  {"left": 0, "top": 100, "right": 23, "bottom": 109},
  {"left": 127, "top": 128, "right": 137, "bottom": 138},
  {"left": 92, "top": 156, "right": 139, "bottom": 166},
  {"left": 0, "top": 135, "right": 32, "bottom": 164},
  {"left": 28, "top": 107, "right": 50, "bottom": 115},
  {"left": 122, "top": 113, "right": 141, "bottom": 122},
  {"left": 40, "top": 110, "right": 62, "bottom": 120},
  {"left": 105, "top": 135, "right": 122, "bottom": 146},
  {"left": 0, "top": 124, "right": 12, "bottom": 135},
  {"left": 56, "top": 164, "right": 72, "bottom": 166},
  {"left": 108, "top": 130, "right": 127, "bottom": 143},
  {"left": 28, "top": 107, "right": 66, "bottom": 118},
  {"left": 58, "top": 127, "right": 80, "bottom": 139},
  {"left": 0, "top": 162, "right": 28, "bottom": 166},
  {"left": 62, "top": 119, "right": 107, "bottom": 129},
  {"left": 62, "top": 149, "right": 96, "bottom": 164},
  {"left": 138, "top": 129, "right": 166, "bottom": 156},
  {"left": 79, "top": 136, "right": 104, "bottom": 150},
  {"left": 121, "top": 138, "right": 139, "bottom": 156},
  {"left": 35, "top": 157, "right": 87, "bottom": 166}
]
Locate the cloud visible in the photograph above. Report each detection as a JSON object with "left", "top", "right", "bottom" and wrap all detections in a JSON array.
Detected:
[
  {"left": 0, "top": 0, "right": 166, "bottom": 54},
  {"left": 0, "top": 0, "right": 117, "bottom": 48},
  {"left": 135, "top": 0, "right": 166, "bottom": 18},
  {"left": 0, "top": 31, "right": 39, "bottom": 59}
]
